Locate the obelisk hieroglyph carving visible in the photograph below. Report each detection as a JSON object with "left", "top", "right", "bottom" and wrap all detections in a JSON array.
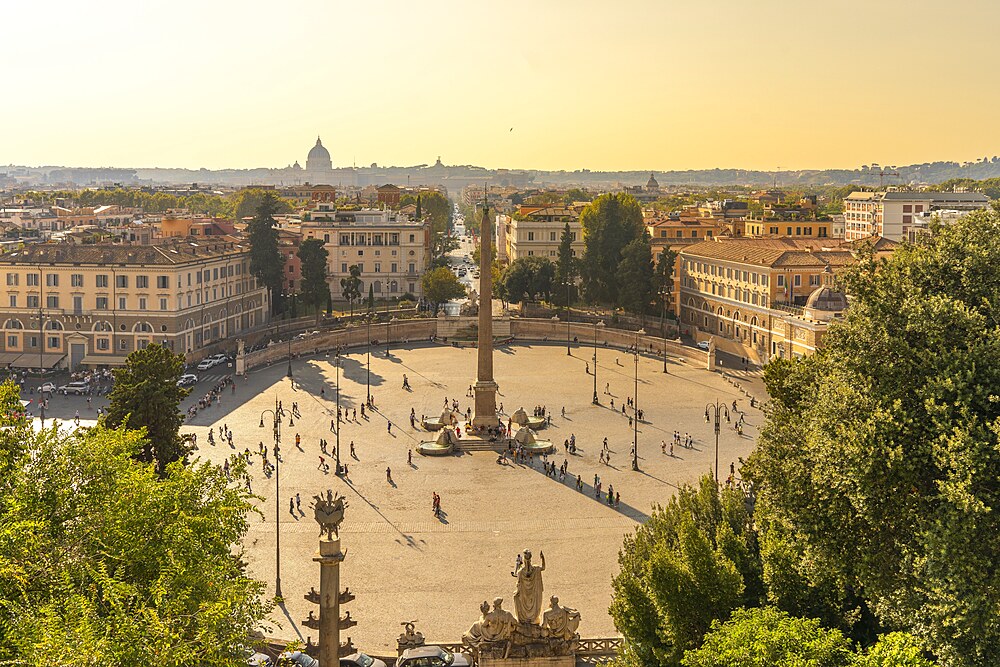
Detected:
[{"left": 472, "top": 197, "right": 500, "bottom": 427}]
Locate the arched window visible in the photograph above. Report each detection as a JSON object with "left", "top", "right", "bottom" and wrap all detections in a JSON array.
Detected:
[
  {"left": 93, "top": 321, "right": 113, "bottom": 332},
  {"left": 4, "top": 319, "right": 23, "bottom": 330},
  {"left": 44, "top": 320, "right": 63, "bottom": 331},
  {"left": 374, "top": 280, "right": 382, "bottom": 294},
  {"left": 133, "top": 322, "right": 153, "bottom": 333}
]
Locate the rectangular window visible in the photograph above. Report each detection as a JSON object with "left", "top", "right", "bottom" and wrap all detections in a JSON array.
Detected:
[
  {"left": 96, "top": 338, "right": 109, "bottom": 351},
  {"left": 160, "top": 298, "right": 167, "bottom": 310},
  {"left": 341, "top": 263, "right": 348, "bottom": 273},
  {"left": 903, "top": 204, "right": 912, "bottom": 213},
  {"left": 409, "top": 263, "right": 415, "bottom": 273},
  {"left": 138, "top": 297, "right": 147, "bottom": 310},
  {"left": 157, "top": 275, "right": 169, "bottom": 289},
  {"left": 527, "top": 232, "right": 534, "bottom": 241},
  {"left": 26, "top": 274, "right": 39, "bottom": 287},
  {"left": 46, "top": 296, "right": 58, "bottom": 308},
  {"left": 5, "top": 273, "right": 17, "bottom": 286},
  {"left": 71, "top": 274, "right": 83, "bottom": 287},
  {"left": 550, "top": 232, "right": 557, "bottom": 241},
  {"left": 391, "top": 263, "right": 397, "bottom": 273},
  {"left": 46, "top": 274, "right": 58, "bottom": 287},
  {"left": 48, "top": 336, "right": 59, "bottom": 349},
  {"left": 116, "top": 275, "right": 128, "bottom": 289},
  {"left": 136, "top": 275, "right": 148, "bottom": 289},
  {"left": 793, "top": 274, "right": 801, "bottom": 287},
  {"left": 73, "top": 296, "right": 82, "bottom": 313},
  {"left": 213, "top": 268, "right": 219, "bottom": 280},
  {"left": 809, "top": 274, "right": 820, "bottom": 286},
  {"left": 119, "top": 339, "right": 128, "bottom": 351},
  {"left": 196, "top": 272, "right": 202, "bottom": 284},
  {"left": 27, "top": 295, "right": 39, "bottom": 309},
  {"left": 374, "top": 263, "right": 381, "bottom": 273},
  {"left": 96, "top": 297, "right": 108, "bottom": 310},
  {"left": 7, "top": 336, "right": 16, "bottom": 348},
  {"left": 777, "top": 275, "right": 785, "bottom": 287},
  {"left": 118, "top": 297, "right": 127, "bottom": 310},
  {"left": 409, "top": 234, "right": 415, "bottom": 242},
  {"left": 7, "top": 295, "right": 14, "bottom": 308}
]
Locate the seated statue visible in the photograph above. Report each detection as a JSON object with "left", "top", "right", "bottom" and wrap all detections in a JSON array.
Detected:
[
  {"left": 463, "top": 597, "right": 516, "bottom": 646},
  {"left": 463, "top": 601, "right": 493, "bottom": 646},
  {"left": 541, "top": 596, "right": 581, "bottom": 641}
]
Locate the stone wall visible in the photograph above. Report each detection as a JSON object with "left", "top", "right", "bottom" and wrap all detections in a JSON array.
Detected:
[{"left": 510, "top": 319, "right": 705, "bottom": 366}]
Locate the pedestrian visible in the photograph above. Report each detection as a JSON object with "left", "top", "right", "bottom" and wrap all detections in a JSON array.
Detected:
[
  {"left": 350, "top": 441, "right": 356, "bottom": 458},
  {"left": 318, "top": 456, "right": 325, "bottom": 470},
  {"left": 289, "top": 497, "right": 295, "bottom": 514},
  {"left": 561, "top": 406, "right": 566, "bottom": 418},
  {"left": 296, "top": 493, "right": 301, "bottom": 512},
  {"left": 386, "top": 466, "right": 392, "bottom": 483},
  {"left": 387, "top": 421, "right": 392, "bottom": 434},
  {"left": 408, "top": 449, "right": 413, "bottom": 465}
]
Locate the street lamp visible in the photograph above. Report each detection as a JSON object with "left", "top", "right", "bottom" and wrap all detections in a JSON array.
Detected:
[
  {"left": 705, "top": 400, "right": 731, "bottom": 485},
  {"left": 660, "top": 287, "right": 669, "bottom": 373},
  {"left": 592, "top": 319, "right": 605, "bottom": 404},
  {"left": 366, "top": 312, "right": 372, "bottom": 404},
  {"left": 286, "top": 337, "right": 293, "bottom": 378},
  {"left": 334, "top": 352, "right": 342, "bottom": 475},
  {"left": 565, "top": 279, "right": 572, "bottom": 355},
  {"left": 633, "top": 328, "right": 645, "bottom": 471},
  {"left": 258, "top": 395, "right": 284, "bottom": 599}
]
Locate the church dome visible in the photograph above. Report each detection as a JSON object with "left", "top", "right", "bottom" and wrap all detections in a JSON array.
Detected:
[
  {"left": 306, "top": 136, "right": 332, "bottom": 171},
  {"left": 646, "top": 172, "right": 659, "bottom": 189},
  {"left": 804, "top": 286, "right": 848, "bottom": 312}
]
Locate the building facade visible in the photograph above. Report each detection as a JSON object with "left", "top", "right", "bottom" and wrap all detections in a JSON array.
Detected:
[
  {"left": 0, "top": 240, "right": 269, "bottom": 370},
  {"left": 678, "top": 238, "right": 858, "bottom": 363},
  {"left": 843, "top": 191, "right": 990, "bottom": 241},
  {"left": 300, "top": 205, "right": 431, "bottom": 300},
  {"left": 502, "top": 205, "right": 584, "bottom": 265}
]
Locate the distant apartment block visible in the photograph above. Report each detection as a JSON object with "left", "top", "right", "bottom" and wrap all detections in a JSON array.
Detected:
[
  {"left": 502, "top": 205, "right": 584, "bottom": 265},
  {"left": 843, "top": 191, "right": 989, "bottom": 241}
]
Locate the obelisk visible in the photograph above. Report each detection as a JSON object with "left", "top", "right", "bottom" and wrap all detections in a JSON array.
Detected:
[{"left": 472, "top": 199, "right": 500, "bottom": 428}]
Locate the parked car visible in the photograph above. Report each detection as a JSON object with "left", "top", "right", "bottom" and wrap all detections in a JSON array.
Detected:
[
  {"left": 246, "top": 652, "right": 272, "bottom": 667},
  {"left": 696, "top": 341, "right": 711, "bottom": 350},
  {"left": 397, "top": 646, "right": 472, "bottom": 667},
  {"left": 279, "top": 651, "right": 319, "bottom": 667},
  {"left": 210, "top": 353, "right": 230, "bottom": 365},
  {"left": 58, "top": 381, "right": 90, "bottom": 395},
  {"left": 196, "top": 359, "right": 215, "bottom": 371},
  {"left": 177, "top": 373, "right": 199, "bottom": 387},
  {"left": 341, "top": 653, "right": 387, "bottom": 667},
  {"left": 39, "top": 382, "right": 56, "bottom": 394}
]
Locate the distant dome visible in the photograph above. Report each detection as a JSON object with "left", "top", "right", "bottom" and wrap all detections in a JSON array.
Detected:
[
  {"left": 306, "top": 136, "right": 332, "bottom": 171},
  {"left": 804, "top": 286, "right": 848, "bottom": 312},
  {"left": 646, "top": 172, "right": 659, "bottom": 189}
]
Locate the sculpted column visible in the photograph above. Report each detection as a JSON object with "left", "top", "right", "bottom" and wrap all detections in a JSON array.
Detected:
[{"left": 473, "top": 201, "right": 499, "bottom": 428}]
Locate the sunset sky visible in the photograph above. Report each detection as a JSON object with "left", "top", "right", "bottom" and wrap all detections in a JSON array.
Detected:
[{"left": 4, "top": 0, "right": 1000, "bottom": 171}]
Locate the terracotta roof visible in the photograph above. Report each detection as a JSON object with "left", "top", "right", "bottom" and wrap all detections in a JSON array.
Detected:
[
  {"left": 680, "top": 238, "right": 857, "bottom": 269},
  {"left": 0, "top": 239, "right": 249, "bottom": 266}
]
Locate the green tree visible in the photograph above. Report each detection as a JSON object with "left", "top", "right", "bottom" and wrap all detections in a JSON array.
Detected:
[
  {"left": 232, "top": 187, "right": 293, "bottom": 221},
  {"left": 563, "top": 188, "right": 591, "bottom": 204},
  {"left": 367, "top": 283, "right": 375, "bottom": 311},
  {"left": 747, "top": 209, "right": 1000, "bottom": 666},
  {"left": 340, "top": 264, "right": 363, "bottom": 316},
  {"left": 616, "top": 236, "right": 655, "bottom": 313},
  {"left": 247, "top": 192, "right": 286, "bottom": 314},
  {"left": 0, "top": 423, "right": 270, "bottom": 665},
  {"left": 580, "top": 193, "right": 645, "bottom": 304},
  {"left": 418, "top": 191, "right": 456, "bottom": 259},
  {"left": 421, "top": 267, "right": 466, "bottom": 314},
  {"left": 502, "top": 256, "right": 555, "bottom": 304},
  {"left": 297, "top": 238, "right": 330, "bottom": 324},
  {"left": 611, "top": 476, "right": 762, "bottom": 667},
  {"left": 554, "top": 222, "right": 579, "bottom": 308},
  {"left": 105, "top": 344, "right": 190, "bottom": 475},
  {"left": 655, "top": 248, "right": 676, "bottom": 312},
  {"left": 854, "top": 633, "right": 937, "bottom": 667},
  {"left": 681, "top": 607, "right": 855, "bottom": 667}
]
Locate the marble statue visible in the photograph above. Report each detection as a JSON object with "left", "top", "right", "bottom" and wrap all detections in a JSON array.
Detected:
[
  {"left": 541, "top": 596, "right": 581, "bottom": 641},
  {"left": 490, "top": 597, "right": 517, "bottom": 639},
  {"left": 512, "top": 550, "right": 546, "bottom": 624}
]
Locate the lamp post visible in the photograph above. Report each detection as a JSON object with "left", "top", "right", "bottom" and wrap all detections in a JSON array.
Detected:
[
  {"left": 660, "top": 287, "right": 669, "bottom": 373},
  {"left": 704, "top": 400, "right": 731, "bottom": 485},
  {"left": 388, "top": 316, "right": 397, "bottom": 356},
  {"left": 286, "top": 337, "right": 293, "bottom": 378},
  {"left": 366, "top": 312, "right": 371, "bottom": 404},
  {"left": 633, "top": 328, "right": 645, "bottom": 471},
  {"left": 259, "top": 395, "right": 284, "bottom": 598},
  {"left": 565, "top": 279, "right": 572, "bottom": 355},
  {"left": 592, "top": 319, "right": 605, "bottom": 404},
  {"left": 334, "top": 352, "right": 342, "bottom": 475}
]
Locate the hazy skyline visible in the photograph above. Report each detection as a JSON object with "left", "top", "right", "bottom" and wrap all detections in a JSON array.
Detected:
[{"left": 4, "top": 0, "right": 1000, "bottom": 172}]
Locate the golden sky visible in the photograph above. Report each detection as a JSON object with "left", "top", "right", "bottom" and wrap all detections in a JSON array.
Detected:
[{"left": 4, "top": 0, "right": 1000, "bottom": 171}]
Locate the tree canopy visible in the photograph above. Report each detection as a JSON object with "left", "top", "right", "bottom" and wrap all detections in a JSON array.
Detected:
[
  {"left": 421, "top": 267, "right": 466, "bottom": 314},
  {"left": 747, "top": 209, "right": 1000, "bottom": 666},
  {"left": 502, "top": 256, "right": 555, "bottom": 304},
  {"left": 0, "top": 415, "right": 269, "bottom": 666},
  {"left": 105, "top": 344, "right": 190, "bottom": 474},
  {"left": 616, "top": 236, "right": 655, "bottom": 313},
  {"left": 297, "top": 238, "right": 330, "bottom": 323},
  {"left": 340, "top": 264, "right": 363, "bottom": 315},
  {"left": 580, "top": 193, "right": 646, "bottom": 305},
  {"left": 247, "top": 192, "right": 286, "bottom": 314}
]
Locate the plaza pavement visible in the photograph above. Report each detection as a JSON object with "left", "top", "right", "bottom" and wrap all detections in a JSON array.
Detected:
[{"left": 33, "top": 341, "right": 764, "bottom": 654}]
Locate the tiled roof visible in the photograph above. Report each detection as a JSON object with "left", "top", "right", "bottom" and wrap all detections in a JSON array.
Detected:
[
  {"left": 680, "top": 238, "right": 858, "bottom": 268},
  {"left": 0, "top": 239, "right": 249, "bottom": 266}
]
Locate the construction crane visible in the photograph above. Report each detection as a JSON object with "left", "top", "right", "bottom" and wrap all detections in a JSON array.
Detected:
[{"left": 869, "top": 165, "right": 901, "bottom": 188}]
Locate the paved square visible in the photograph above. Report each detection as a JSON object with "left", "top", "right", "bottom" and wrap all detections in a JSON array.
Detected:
[{"left": 38, "top": 341, "right": 762, "bottom": 654}]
